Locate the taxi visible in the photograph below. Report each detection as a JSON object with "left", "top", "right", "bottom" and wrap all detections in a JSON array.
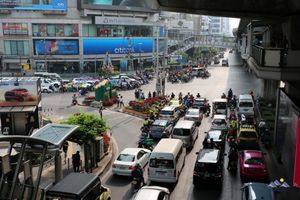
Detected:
[{"left": 237, "top": 124, "right": 259, "bottom": 149}]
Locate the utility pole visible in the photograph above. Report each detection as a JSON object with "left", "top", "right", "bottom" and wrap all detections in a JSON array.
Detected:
[{"left": 127, "top": 37, "right": 133, "bottom": 71}]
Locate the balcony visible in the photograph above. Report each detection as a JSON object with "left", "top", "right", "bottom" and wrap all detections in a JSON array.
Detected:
[{"left": 247, "top": 45, "right": 300, "bottom": 81}]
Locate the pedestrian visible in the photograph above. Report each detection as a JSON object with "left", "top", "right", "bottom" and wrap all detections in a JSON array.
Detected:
[
  {"left": 134, "top": 89, "right": 139, "bottom": 99},
  {"left": 141, "top": 92, "right": 145, "bottom": 100},
  {"left": 148, "top": 91, "right": 152, "bottom": 99},
  {"left": 99, "top": 105, "right": 103, "bottom": 118},
  {"left": 62, "top": 141, "right": 69, "bottom": 161},
  {"left": 72, "top": 151, "right": 81, "bottom": 172},
  {"left": 196, "top": 93, "right": 201, "bottom": 98},
  {"left": 117, "top": 94, "right": 121, "bottom": 107},
  {"left": 152, "top": 91, "right": 156, "bottom": 98},
  {"left": 171, "top": 92, "right": 175, "bottom": 99},
  {"left": 119, "top": 96, "right": 124, "bottom": 107}
]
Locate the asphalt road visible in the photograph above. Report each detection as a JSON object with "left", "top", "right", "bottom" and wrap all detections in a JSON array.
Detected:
[{"left": 42, "top": 51, "right": 263, "bottom": 200}]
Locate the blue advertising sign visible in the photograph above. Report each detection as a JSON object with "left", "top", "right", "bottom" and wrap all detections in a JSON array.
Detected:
[
  {"left": 34, "top": 39, "right": 79, "bottom": 55},
  {"left": 83, "top": 38, "right": 153, "bottom": 55},
  {"left": 0, "top": 0, "right": 67, "bottom": 11}
]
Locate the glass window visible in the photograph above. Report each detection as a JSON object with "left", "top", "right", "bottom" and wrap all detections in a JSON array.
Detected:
[
  {"left": 117, "top": 154, "right": 135, "bottom": 162},
  {"left": 4, "top": 41, "right": 29, "bottom": 55},
  {"left": 32, "top": 24, "right": 39, "bottom": 36},
  {"left": 149, "top": 159, "right": 174, "bottom": 169},
  {"left": 88, "top": 25, "right": 97, "bottom": 37},
  {"left": 55, "top": 24, "right": 64, "bottom": 37},
  {"left": 2, "top": 23, "right": 28, "bottom": 35},
  {"left": 47, "top": 24, "right": 55, "bottom": 37},
  {"left": 82, "top": 24, "right": 89, "bottom": 37}
]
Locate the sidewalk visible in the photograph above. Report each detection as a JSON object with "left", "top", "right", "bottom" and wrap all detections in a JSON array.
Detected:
[
  {"left": 38, "top": 137, "right": 115, "bottom": 189},
  {"left": 255, "top": 103, "right": 300, "bottom": 199}
]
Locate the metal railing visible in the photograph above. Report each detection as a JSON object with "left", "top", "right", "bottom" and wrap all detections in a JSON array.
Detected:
[{"left": 251, "top": 45, "right": 285, "bottom": 67}]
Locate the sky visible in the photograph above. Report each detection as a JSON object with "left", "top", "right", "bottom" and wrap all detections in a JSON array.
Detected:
[{"left": 230, "top": 18, "right": 240, "bottom": 30}]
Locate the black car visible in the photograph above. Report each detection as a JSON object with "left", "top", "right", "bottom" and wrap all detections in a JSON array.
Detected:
[
  {"left": 149, "top": 119, "right": 173, "bottom": 139},
  {"left": 202, "top": 130, "right": 226, "bottom": 152},
  {"left": 193, "top": 149, "right": 224, "bottom": 187}
]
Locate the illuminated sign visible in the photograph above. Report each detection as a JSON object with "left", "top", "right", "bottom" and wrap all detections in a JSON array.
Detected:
[
  {"left": 34, "top": 39, "right": 79, "bottom": 55},
  {"left": 0, "top": 0, "right": 67, "bottom": 11}
]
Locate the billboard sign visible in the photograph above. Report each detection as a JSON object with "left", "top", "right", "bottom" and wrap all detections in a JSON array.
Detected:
[
  {"left": 81, "top": 0, "right": 156, "bottom": 12},
  {"left": 2, "top": 23, "right": 28, "bottom": 35},
  {"left": 0, "top": 79, "right": 39, "bottom": 107},
  {"left": 0, "top": 0, "right": 67, "bottom": 11},
  {"left": 83, "top": 37, "right": 153, "bottom": 55},
  {"left": 34, "top": 39, "right": 79, "bottom": 55},
  {"left": 95, "top": 16, "right": 145, "bottom": 25}
]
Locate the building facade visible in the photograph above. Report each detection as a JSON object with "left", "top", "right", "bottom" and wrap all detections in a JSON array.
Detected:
[{"left": 0, "top": 0, "right": 167, "bottom": 75}]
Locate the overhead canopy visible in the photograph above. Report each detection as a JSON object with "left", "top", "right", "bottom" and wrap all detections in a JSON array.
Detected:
[
  {"left": 0, "top": 124, "right": 79, "bottom": 154},
  {"left": 0, "top": 106, "right": 36, "bottom": 113}
]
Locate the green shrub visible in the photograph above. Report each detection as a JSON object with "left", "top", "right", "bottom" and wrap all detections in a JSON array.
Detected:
[
  {"left": 61, "top": 113, "right": 110, "bottom": 143},
  {"left": 111, "top": 89, "right": 118, "bottom": 98}
]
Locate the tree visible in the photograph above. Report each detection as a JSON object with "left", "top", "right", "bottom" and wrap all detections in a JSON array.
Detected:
[{"left": 62, "top": 113, "right": 110, "bottom": 143}]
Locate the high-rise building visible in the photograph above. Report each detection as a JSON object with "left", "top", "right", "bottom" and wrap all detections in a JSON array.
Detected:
[{"left": 210, "top": 16, "right": 230, "bottom": 36}]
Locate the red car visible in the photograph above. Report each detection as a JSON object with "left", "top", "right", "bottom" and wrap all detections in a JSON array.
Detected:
[
  {"left": 239, "top": 150, "right": 268, "bottom": 181},
  {"left": 4, "top": 88, "right": 30, "bottom": 102}
]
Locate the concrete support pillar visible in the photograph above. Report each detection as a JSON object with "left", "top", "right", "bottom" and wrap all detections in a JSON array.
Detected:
[
  {"left": 54, "top": 154, "right": 63, "bottom": 183},
  {"left": 262, "top": 79, "right": 279, "bottom": 101}
]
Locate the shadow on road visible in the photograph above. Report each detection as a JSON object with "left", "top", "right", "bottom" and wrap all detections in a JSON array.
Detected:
[{"left": 105, "top": 174, "right": 132, "bottom": 187}]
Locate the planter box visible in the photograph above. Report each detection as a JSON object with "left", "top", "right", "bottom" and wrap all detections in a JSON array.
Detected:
[{"left": 122, "top": 107, "right": 149, "bottom": 118}]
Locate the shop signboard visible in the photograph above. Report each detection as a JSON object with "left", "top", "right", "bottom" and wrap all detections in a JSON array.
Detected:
[
  {"left": 2, "top": 23, "right": 28, "bottom": 35},
  {"left": 34, "top": 39, "right": 79, "bottom": 55},
  {"left": 0, "top": 0, "right": 67, "bottom": 10},
  {"left": 83, "top": 37, "right": 153, "bottom": 55},
  {"left": 0, "top": 78, "right": 39, "bottom": 107}
]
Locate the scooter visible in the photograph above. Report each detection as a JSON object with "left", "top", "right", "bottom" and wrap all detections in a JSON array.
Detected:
[
  {"left": 138, "top": 137, "right": 154, "bottom": 151},
  {"left": 131, "top": 177, "right": 142, "bottom": 192},
  {"left": 227, "top": 147, "right": 238, "bottom": 172},
  {"left": 72, "top": 99, "right": 77, "bottom": 105}
]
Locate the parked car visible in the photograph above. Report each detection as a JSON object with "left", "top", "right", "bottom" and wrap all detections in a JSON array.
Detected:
[
  {"left": 112, "top": 148, "right": 150, "bottom": 176},
  {"left": 222, "top": 59, "right": 229, "bottom": 66},
  {"left": 184, "top": 108, "right": 203, "bottom": 126},
  {"left": 239, "top": 150, "right": 269, "bottom": 181},
  {"left": 237, "top": 124, "right": 259, "bottom": 149},
  {"left": 214, "top": 57, "right": 220, "bottom": 64},
  {"left": 193, "top": 97, "right": 208, "bottom": 112},
  {"left": 4, "top": 88, "right": 31, "bottom": 101},
  {"left": 203, "top": 130, "right": 226, "bottom": 151},
  {"left": 149, "top": 119, "right": 173, "bottom": 139},
  {"left": 132, "top": 186, "right": 170, "bottom": 200},
  {"left": 241, "top": 182, "right": 274, "bottom": 200},
  {"left": 41, "top": 85, "right": 53, "bottom": 93},
  {"left": 210, "top": 115, "right": 228, "bottom": 133},
  {"left": 193, "top": 149, "right": 224, "bottom": 186}
]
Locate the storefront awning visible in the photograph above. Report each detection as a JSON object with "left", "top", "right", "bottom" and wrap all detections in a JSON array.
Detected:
[{"left": 0, "top": 106, "right": 36, "bottom": 113}]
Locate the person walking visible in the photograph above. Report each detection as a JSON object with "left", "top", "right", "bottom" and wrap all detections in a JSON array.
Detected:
[
  {"left": 99, "top": 105, "right": 103, "bottom": 118},
  {"left": 119, "top": 96, "right": 124, "bottom": 107},
  {"left": 72, "top": 151, "right": 81, "bottom": 172}
]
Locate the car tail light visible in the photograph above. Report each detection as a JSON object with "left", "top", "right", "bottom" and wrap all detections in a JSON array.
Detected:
[
  {"left": 129, "top": 165, "right": 134, "bottom": 170},
  {"left": 112, "top": 164, "right": 116, "bottom": 168}
]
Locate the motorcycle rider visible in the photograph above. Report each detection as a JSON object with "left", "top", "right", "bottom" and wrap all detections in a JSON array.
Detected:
[
  {"left": 227, "top": 88, "right": 233, "bottom": 99},
  {"left": 221, "top": 93, "right": 226, "bottom": 99},
  {"left": 227, "top": 143, "right": 238, "bottom": 170},
  {"left": 131, "top": 163, "right": 145, "bottom": 186},
  {"left": 196, "top": 93, "right": 201, "bottom": 98}
]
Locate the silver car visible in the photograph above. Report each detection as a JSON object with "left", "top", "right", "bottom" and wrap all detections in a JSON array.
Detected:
[
  {"left": 132, "top": 186, "right": 170, "bottom": 200},
  {"left": 184, "top": 108, "right": 203, "bottom": 126}
]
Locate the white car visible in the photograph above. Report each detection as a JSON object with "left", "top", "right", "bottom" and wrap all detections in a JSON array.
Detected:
[
  {"left": 112, "top": 148, "right": 151, "bottom": 176},
  {"left": 184, "top": 108, "right": 203, "bottom": 126},
  {"left": 210, "top": 114, "right": 228, "bottom": 132},
  {"left": 41, "top": 85, "right": 53, "bottom": 93},
  {"left": 132, "top": 186, "right": 170, "bottom": 200}
]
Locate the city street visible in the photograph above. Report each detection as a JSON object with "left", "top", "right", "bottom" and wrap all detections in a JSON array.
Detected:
[{"left": 43, "top": 51, "right": 264, "bottom": 200}]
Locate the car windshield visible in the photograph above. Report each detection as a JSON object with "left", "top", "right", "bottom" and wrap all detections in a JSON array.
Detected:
[
  {"left": 239, "top": 102, "right": 253, "bottom": 107},
  {"left": 186, "top": 110, "right": 199, "bottom": 115},
  {"left": 244, "top": 157, "right": 264, "bottom": 165},
  {"left": 149, "top": 158, "right": 174, "bottom": 169},
  {"left": 195, "top": 101, "right": 205, "bottom": 106},
  {"left": 173, "top": 128, "right": 190, "bottom": 136},
  {"left": 150, "top": 125, "right": 164, "bottom": 131},
  {"left": 214, "top": 103, "right": 226, "bottom": 109},
  {"left": 160, "top": 110, "right": 173, "bottom": 115},
  {"left": 117, "top": 154, "right": 135, "bottom": 162},
  {"left": 240, "top": 131, "right": 257, "bottom": 138}
]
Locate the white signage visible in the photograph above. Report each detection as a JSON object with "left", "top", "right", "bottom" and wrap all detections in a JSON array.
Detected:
[
  {"left": 169, "top": 19, "right": 194, "bottom": 31},
  {"left": 95, "top": 16, "right": 144, "bottom": 25}
]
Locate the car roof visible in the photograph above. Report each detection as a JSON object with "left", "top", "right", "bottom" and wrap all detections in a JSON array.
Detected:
[
  {"left": 187, "top": 108, "right": 199, "bottom": 113},
  {"left": 197, "top": 149, "right": 220, "bottom": 163},
  {"left": 207, "top": 130, "right": 222, "bottom": 139},
  {"left": 195, "top": 98, "right": 205, "bottom": 101},
  {"left": 120, "top": 148, "right": 145, "bottom": 155},
  {"left": 240, "top": 124, "right": 256, "bottom": 132},
  {"left": 161, "top": 106, "right": 176, "bottom": 111},
  {"left": 134, "top": 186, "right": 169, "bottom": 200},
  {"left": 213, "top": 115, "right": 227, "bottom": 120},
  {"left": 152, "top": 119, "right": 169, "bottom": 126},
  {"left": 213, "top": 99, "right": 227, "bottom": 102},
  {"left": 243, "top": 182, "right": 274, "bottom": 200},
  {"left": 174, "top": 120, "right": 195, "bottom": 129}
]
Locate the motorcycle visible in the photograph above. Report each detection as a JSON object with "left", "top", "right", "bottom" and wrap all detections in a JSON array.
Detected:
[
  {"left": 137, "top": 137, "right": 154, "bottom": 151},
  {"left": 228, "top": 147, "right": 238, "bottom": 172}
]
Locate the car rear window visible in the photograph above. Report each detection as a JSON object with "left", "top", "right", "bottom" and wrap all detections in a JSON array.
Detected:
[
  {"left": 240, "top": 131, "right": 257, "bottom": 138},
  {"left": 149, "top": 158, "right": 174, "bottom": 169},
  {"left": 186, "top": 110, "right": 199, "bottom": 115},
  {"left": 160, "top": 110, "right": 174, "bottom": 115},
  {"left": 244, "top": 157, "right": 264, "bottom": 165},
  {"left": 239, "top": 102, "right": 253, "bottom": 107},
  {"left": 173, "top": 128, "right": 190, "bottom": 136},
  {"left": 214, "top": 103, "right": 226, "bottom": 109},
  {"left": 150, "top": 126, "right": 164, "bottom": 131},
  {"left": 117, "top": 154, "right": 135, "bottom": 162},
  {"left": 212, "top": 119, "right": 226, "bottom": 125},
  {"left": 195, "top": 162, "right": 219, "bottom": 172}
]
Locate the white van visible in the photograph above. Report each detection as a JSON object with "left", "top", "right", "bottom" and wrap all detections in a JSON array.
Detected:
[
  {"left": 148, "top": 139, "right": 186, "bottom": 183},
  {"left": 238, "top": 94, "right": 255, "bottom": 117},
  {"left": 172, "top": 120, "right": 198, "bottom": 148},
  {"left": 34, "top": 72, "right": 61, "bottom": 80}
]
